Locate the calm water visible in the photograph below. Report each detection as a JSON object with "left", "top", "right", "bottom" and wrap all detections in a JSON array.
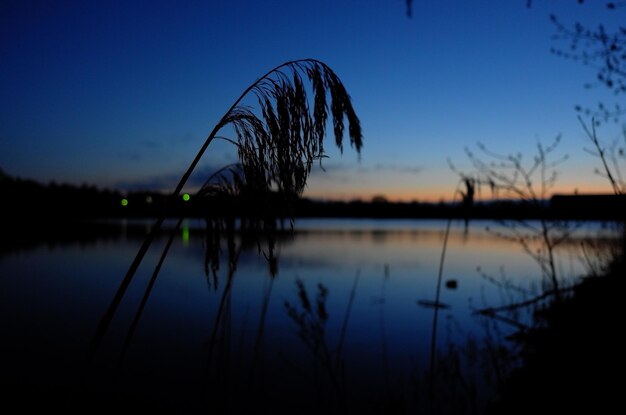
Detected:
[{"left": 0, "top": 218, "right": 616, "bottom": 412}]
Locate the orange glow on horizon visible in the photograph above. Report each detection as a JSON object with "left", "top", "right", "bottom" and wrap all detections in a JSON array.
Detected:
[{"left": 303, "top": 182, "right": 616, "bottom": 203}]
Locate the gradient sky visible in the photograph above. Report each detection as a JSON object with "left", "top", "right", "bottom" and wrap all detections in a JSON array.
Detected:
[{"left": 1, "top": 0, "right": 624, "bottom": 201}]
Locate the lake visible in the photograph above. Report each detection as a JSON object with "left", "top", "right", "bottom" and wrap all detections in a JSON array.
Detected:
[{"left": 0, "top": 218, "right": 618, "bottom": 413}]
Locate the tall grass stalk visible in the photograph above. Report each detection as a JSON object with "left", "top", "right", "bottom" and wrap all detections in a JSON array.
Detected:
[
  {"left": 284, "top": 272, "right": 360, "bottom": 413},
  {"left": 249, "top": 275, "right": 275, "bottom": 383},
  {"left": 205, "top": 246, "right": 241, "bottom": 377},
  {"left": 380, "top": 265, "right": 390, "bottom": 391},
  {"left": 336, "top": 270, "right": 360, "bottom": 370},
  {"left": 115, "top": 217, "right": 184, "bottom": 380},
  {"left": 427, "top": 181, "right": 463, "bottom": 413}
]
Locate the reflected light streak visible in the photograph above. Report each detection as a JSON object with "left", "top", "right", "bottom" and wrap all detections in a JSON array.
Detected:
[{"left": 182, "top": 223, "right": 190, "bottom": 246}]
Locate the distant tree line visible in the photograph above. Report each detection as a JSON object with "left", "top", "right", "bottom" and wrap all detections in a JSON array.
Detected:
[
  {"left": 1, "top": 169, "right": 124, "bottom": 219},
  {"left": 2, "top": 169, "right": 624, "bottom": 221}
]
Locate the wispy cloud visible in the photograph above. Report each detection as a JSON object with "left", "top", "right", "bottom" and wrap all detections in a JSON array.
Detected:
[
  {"left": 114, "top": 161, "right": 422, "bottom": 193},
  {"left": 114, "top": 164, "right": 228, "bottom": 191},
  {"left": 140, "top": 139, "right": 160, "bottom": 149},
  {"left": 308, "top": 161, "right": 423, "bottom": 187},
  {"left": 358, "top": 163, "right": 423, "bottom": 175},
  {"left": 117, "top": 140, "right": 161, "bottom": 161},
  {"left": 311, "top": 161, "right": 422, "bottom": 175},
  {"left": 309, "top": 161, "right": 352, "bottom": 173},
  {"left": 118, "top": 151, "right": 142, "bottom": 161},
  {"left": 178, "top": 132, "right": 197, "bottom": 144}
]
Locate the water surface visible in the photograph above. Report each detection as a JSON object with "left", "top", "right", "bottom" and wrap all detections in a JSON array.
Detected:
[{"left": 0, "top": 218, "right": 613, "bottom": 412}]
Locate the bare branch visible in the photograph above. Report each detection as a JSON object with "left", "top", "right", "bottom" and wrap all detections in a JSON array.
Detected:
[
  {"left": 475, "top": 286, "right": 575, "bottom": 317},
  {"left": 579, "top": 116, "right": 624, "bottom": 194}
]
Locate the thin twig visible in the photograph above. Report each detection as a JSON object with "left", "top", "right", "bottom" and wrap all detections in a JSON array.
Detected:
[
  {"left": 579, "top": 116, "right": 622, "bottom": 194},
  {"left": 474, "top": 286, "right": 574, "bottom": 316}
]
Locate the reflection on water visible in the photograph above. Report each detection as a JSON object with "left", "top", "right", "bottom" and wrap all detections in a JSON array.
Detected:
[{"left": 0, "top": 219, "right": 617, "bottom": 412}]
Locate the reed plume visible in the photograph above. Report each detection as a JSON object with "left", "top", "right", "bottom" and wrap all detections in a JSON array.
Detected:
[{"left": 86, "top": 59, "right": 362, "bottom": 381}]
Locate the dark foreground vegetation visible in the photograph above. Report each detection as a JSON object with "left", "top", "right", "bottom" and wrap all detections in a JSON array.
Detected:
[{"left": 488, "top": 257, "right": 625, "bottom": 414}]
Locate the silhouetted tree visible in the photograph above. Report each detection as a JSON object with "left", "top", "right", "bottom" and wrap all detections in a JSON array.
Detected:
[
  {"left": 449, "top": 136, "right": 571, "bottom": 303},
  {"left": 549, "top": 2, "right": 626, "bottom": 198},
  {"left": 579, "top": 116, "right": 626, "bottom": 194},
  {"left": 550, "top": 3, "right": 625, "bottom": 122}
]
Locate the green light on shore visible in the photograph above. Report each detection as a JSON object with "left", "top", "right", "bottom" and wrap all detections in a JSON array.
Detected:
[
  {"left": 182, "top": 193, "right": 190, "bottom": 202},
  {"left": 121, "top": 198, "right": 128, "bottom": 206}
]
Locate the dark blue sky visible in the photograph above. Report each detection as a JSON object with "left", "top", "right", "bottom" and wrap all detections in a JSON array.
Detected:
[{"left": 1, "top": 0, "right": 623, "bottom": 200}]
